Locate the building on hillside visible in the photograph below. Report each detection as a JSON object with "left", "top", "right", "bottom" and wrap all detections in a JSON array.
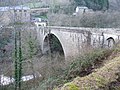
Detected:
[
  {"left": 0, "top": 7, "right": 12, "bottom": 26},
  {"left": 12, "top": 6, "right": 30, "bottom": 23},
  {"left": 34, "top": 22, "right": 47, "bottom": 27},
  {"left": 73, "top": 6, "right": 93, "bottom": 16},
  {"left": 31, "top": 17, "right": 47, "bottom": 27},
  {"left": 0, "top": 6, "right": 30, "bottom": 25},
  {"left": 31, "top": 17, "right": 42, "bottom": 22}
]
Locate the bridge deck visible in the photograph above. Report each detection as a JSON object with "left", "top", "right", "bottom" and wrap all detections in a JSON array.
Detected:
[{"left": 40, "top": 26, "right": 120, "bottom": 35}]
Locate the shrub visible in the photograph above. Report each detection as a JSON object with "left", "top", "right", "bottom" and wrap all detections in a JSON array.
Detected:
[
  {"left": 64, "top": 49, "right": 112, "bottom": 79},
  {"left": 36, "top": 49, "right": 113, "bottom": 90},
  {"left": 60, "top": 55, "right": 120, "bottom": 90}
]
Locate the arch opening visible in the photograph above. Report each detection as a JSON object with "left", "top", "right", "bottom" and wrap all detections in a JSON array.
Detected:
[
  {"left": 106, "top": 37, "right": 115, "bottom": 48},
  {"left": 43, "top": 34, "right": 65, "bottom": 58}
]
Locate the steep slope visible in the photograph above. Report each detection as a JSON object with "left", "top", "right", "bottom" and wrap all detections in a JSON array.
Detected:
[{"left": 57, "top": 51, "right": 120, "bottom": 90}]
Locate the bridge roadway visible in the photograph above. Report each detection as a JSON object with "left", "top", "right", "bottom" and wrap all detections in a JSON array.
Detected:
[{"left": 36, "top": 26, "right": 120, "bottom": 60}]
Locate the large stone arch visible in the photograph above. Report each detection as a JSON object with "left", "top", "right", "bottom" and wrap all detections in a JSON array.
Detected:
[
  {"left": 42, "top": 32, "right": 66, "bottom": 58},
  {"left": 40, "top": 28, "right": 86, "bottom": 60}
]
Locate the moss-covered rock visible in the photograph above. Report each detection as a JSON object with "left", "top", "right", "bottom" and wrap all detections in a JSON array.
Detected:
[{"left": 61, "top": 83, "right": 79, "bottom": 90}]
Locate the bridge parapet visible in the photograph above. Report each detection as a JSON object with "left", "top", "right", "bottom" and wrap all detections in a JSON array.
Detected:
[{"left": 44, "top": 26, "right": 120, "bottom": 35}]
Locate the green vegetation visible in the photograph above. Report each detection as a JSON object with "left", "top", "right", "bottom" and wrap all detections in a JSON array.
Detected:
[
  {"left": 14, "top": 22, "right": 25, "bottom": 25},
  {"left": 27, "top": 33, "right": 37, "bottom": 58},
  {"left": 14, "top": 27, "right": 23, "bottom": 90},
  {"left": 0, "top": 28, "right": 13, "bottom": 61},
  {"left": 61, "top": 83, "right": 79, "bottom": 90},
  {"left": 53, "top": 45, "right": 120, "bottom": 90},
  {"left": 0, "top": 28, "right": 12, "bottom": 49},
  {"left": 60, "top": 55, "right": 120, "bottom": 90},
  {"left": 74, "top": 0, "right": 109, "bottom": 11},
  {"left": 64, "top": 49, "right": 112, "bottom": 79},
  {"left": 34, "top": 15, "right": 47, "bottom": 19},
  {"left": 49, "top": 34, "right": 64, "bottom": 54},
  {"left": 23, "top": 2, "right": 49, "bottom": 9},
  {"left": 48, "top": 12, "right": 120, "bottom": 28},
  {"left": 35, "top": 48, "right": 114, "bottom": 90}
]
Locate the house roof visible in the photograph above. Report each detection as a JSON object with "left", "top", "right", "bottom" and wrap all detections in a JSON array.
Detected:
[{"left": 76, "top": 6, "right": 88, "bottom": 9}]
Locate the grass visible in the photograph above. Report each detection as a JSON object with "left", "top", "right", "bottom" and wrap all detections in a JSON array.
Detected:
[
  {"left": 23, "top": 2, "right": 49, "bottom": 9},
  {"left": 60, "top": 83, "right": 79, "bottom": 90}
]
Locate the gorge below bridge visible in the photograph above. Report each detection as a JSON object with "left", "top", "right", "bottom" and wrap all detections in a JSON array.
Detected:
[{"left": 36, "top": 26, "right": 120, "bottom": 60}]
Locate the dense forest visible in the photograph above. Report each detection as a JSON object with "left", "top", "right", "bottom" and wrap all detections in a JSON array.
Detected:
[
  {"left": 74, "top": 0, "right": 109, "bottom": 10},
  {"left": 0, "top": 0, "right": 120, "bottom": 11}
]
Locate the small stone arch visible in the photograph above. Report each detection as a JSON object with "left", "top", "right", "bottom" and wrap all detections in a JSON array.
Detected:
[{"left": 106, "top": 37, "right": 115, "bottom": 48}]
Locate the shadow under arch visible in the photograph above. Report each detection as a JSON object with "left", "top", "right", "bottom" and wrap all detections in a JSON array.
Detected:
[{"left": 43, "top": 33, "right": 65, "bottom": 58}]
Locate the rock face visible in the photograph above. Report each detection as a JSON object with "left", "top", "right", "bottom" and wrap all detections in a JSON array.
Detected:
[{"left": 109, "top": 0, "right": 120, "bottom": 11}]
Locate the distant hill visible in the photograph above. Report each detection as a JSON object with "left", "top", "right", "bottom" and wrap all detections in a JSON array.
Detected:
[
  {"left": 0, "top": 0, "right": 35, "bottom": 6},
  {"left": 72, "top": 0, "right": 120, "bottom": 11},
  {"left": 1, "top": 0, "right": 120, "bottom": 11},
  {"left": 73, "top": 0, "right": 109, "bottom": 11}
]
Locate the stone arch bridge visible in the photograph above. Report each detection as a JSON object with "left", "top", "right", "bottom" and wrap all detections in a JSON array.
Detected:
[{"left": 36, "top": 26, "right": 120, "bottom": 60}]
